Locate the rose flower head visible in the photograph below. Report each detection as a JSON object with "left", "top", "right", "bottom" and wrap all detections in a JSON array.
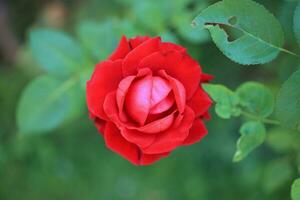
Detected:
[{"left": 86, "top": 36, "right": 213, "bottom": 165}]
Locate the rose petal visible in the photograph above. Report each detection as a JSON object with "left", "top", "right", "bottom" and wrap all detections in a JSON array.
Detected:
[
  {"left": 104, "top": 122, "right": 168, "bottom": 165},
  {"left": 104, "top": 122, "right": 140, "bottom": 165},
  {"left": 150, "top": 76, "right": 172, "bottom": 107},
  {"left": 125, "top": 75, "right": 152, "bottom": 125},
  {"left": 160, "top": 42, "right": 186, "bottom": 53},
  {"left": 142, "top": 106, "right": 195, "bottom": 154},
  {"left": 86, "top": 60, "right": 123, "bottom": 120},
  {"left": 149, "top": 93, "right": 175, "bottom": 114},
  {"left": 159, "top": 70, "right": 186, "bottom": 114},
  {"left": 120, "top": 128, "right": 156, "bottom": 148},
  {"left": 187, "top": 87, "right": 212, "bottom": 118},
  {"left": 94, "top": 118, "right": 106, "bottom": 135},
  {"left": 122, "top": 37, "right": 161, "bottom": 76},
  {"left": 182, "top": 119, "right": 207, "bottom": 146},
  {"left": 139, "top": 152, "right": 170, "bottom": 165},
  {"left": 129, "top": 36, "right": 151, "bottom": 49},
  {"left": 109, "top": 35, "right": 131, "bottom": 61},
  {"left": 139, "top": 51, "right": 201, "bottom": 99},
  {"left": 201, "top": 73, "right": 214, "bottom": 83},
  {"left": 135, "top": 112, "right": 175, "bottom": 134}
]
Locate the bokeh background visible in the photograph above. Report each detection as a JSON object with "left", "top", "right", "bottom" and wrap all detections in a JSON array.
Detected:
[{"left": 0, "top": 0, "right": 299, "bottom": 199}]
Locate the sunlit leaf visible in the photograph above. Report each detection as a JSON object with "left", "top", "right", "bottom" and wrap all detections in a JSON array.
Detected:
[
  {"left": 193, "top": 0, "right": 284, "bottom": 65},
  {"left": 203, "top": 84, "right": 240, "bottom": 119},
  {"left": 233, "top": 121, "right": 266, "bottom": 162},
  {"left": 17, "top": 76, "right": 84, "bottom": 134},
  {"left": 29, "top": 29, "right": 84, "bottom": 77},
  {"left": 294, "top": 4, "right": 300, "bottom": 47},
  {"left": 76, "top": 20, "right": 119, "bottom": 61},
  {"left": 236, "top": 82, "right": 274, "bottom": 117},
  {"left": 275, "top": 69, "right": 300, "bottom": 130},
  {"left": 292, "top": 178, "right": 300, "bottom": 200}
]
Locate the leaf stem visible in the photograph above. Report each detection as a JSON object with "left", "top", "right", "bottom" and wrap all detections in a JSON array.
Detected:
[{"left": 240, "top": 111, "right": 281, "bottom": 125}]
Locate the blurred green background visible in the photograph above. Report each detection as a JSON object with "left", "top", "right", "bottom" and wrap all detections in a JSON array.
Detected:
[{"left": 0, "top": 0, "right": 299, "bottom": 199}]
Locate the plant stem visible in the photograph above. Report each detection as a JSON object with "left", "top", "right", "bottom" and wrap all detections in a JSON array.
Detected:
[{"left": 240, "top": 111, "right": 281, "bottom": 125}]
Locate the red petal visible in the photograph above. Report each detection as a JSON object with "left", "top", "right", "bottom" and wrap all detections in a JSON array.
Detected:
[
  {"left": 142, "top": 106, "right": 195, "bottom": 154},
  {"left": 159, "top": 70, "right": 186, "bottom": 114},
  {"left": 150, "top": 76, "right": 172, "bottom": 107},
  {"left": 104, "top": 122, "right": 140, "bottom": 165},
  {"left": 139, "top": 152, "right": 170, "bottom": 165},
  {"left": 160, "top": 42, "right": 186, "bottom": 53},
  {"left": 125, "top": 75, "right": 152, "bottom": 125},
  {"left": 201, "top": 73, "right": 214, "bottom": 83},
  {"left": 139, "top": 51, "right": 201, "bottom": 99},
  {"left": 94, "top": 118, "right": 106, "bottom": 135},
  {"left": 182, "top": 119, "right": 207, "bottom": 145},
  {"left": 187, "top": 87, "right": 212, "bottom": 118},
  {"left": 104, "top": 122, "right": 169, "bottom": 165},
  {"left": 134, "top": 112, "right": 175, "bottom": 134},
  {"left": 129, "top": 36, "right": 151, "bottom": 49},
  {"left": 86, "top": 60, "right": 123, "bottom": 120},
  {"left": 122, "top": 37, "right": 161, "bottom": 76},
  {"left": 120, "top": 128, "right": 156, "bottom": 148},
  {"left": 109, "top": 36, "right": 131, "bottom": 61},
  {"left": 149, "top": 93, "right": 175, "bottom": 114}
]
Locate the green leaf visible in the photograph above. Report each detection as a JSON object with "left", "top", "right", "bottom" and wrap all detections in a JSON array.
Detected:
[
  {"left": 76, "top": 20, "right": 119, "bottom": 61},
  {"left": 133, "top": 0, "right": 166, "bottom": 32},
  {"left": 276, "top": 69, "right": 300, "bottom": 130},
  {"left": 266, "top": 128, "right": 300, "bottom": 153},
  {"left": 263, "top": 160, "right": 293, "bottom": 193},
  {"left": 203, "top": 84, "right": 240, "bottom": 119},
  {"left": 192, "top": 0, "right": 284, "bottom": 65},
  {"left": 233, "top": 121, "right": 266, "bottom": 162},
  {"left": 294, "top": 4, "right": 300, "bottom": 47},
  {"left": 29, "top": 29, "right": 84, "bottom": 78},
  {"left": 292, "top": 178, "right": 300, "bottom": 200},
  {"left": 236, "top": 82, "right": 274, "bottom": 117},
  {"left": 17, "top": 76, "right": 84, "bottom": 134}
]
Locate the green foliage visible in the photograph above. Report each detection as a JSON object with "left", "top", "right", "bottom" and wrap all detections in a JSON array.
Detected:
[
  {"left": 294, "top": 4, "right": 300, "bottom": 47},
  {"left": 193, "top": 0, "right": 284, "bottom": 65},
  {"left": 292, "top": 178, "right": 300, "bottom": 200},
  {"left": 76, "top": 20, "right": 119, "bottom": 61},
  {"left": 236, "top": 82, "right": 274, "bottom": 118},
  {"left": 276, "top": 69, "right": 300, "bottom": 131},
  {"left": 17, "top": 76, "right": 84, "bottom": 134},
  {"left": 233, "top": 121, "right": 266, "bottom": 162},
  {"left": 203, "top": 84, "right": 240, "bottom": 119},
  {"left": 29, "top": 29, "right": 84, "bottom": 78},
  {"left": 266, "top": 128, "right": 300, "bottom": 153},
  {"left": 263, "top": 160, "right": 293, "bottom": 193}
]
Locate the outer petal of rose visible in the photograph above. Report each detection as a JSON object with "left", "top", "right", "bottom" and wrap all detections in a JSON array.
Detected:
[
  {"left": 182, "top": 119, "right": 207, "bottom": 146},
  {"left": 125, "top": 75, "right": 152, "bottom": 125},
  {"left": 160, "top": 42, "right": 186, "bottom": 53},
  {"left": 129, "top": 36, "right": 151, "bottom": 49},
  {"left": 109, "top": 36, "right": 131, "bottom": 61},
  {"left": 201, "top": 73, "right": 214, "bottom": 83},
  {"left": 122, "top": 37, "right": 161, "bottom": 76},
  {"left": 139, "top": 152, "right": 170, "bottom": 165},
  {"left": 159, "top": 70, "right": 186, "bottom": 114},
  {"left": 86, "top": 60, "right": 123, "bottom": 120},
  {"left": 94, "top": 118, "right": 106, "bottom": 135},
  {"left": 142, "top": 106, "right": 195, "bottom": 154},
  {"left": 187, "top": 87, "right": 212, "bottom": 118},
  {"left": 104, "top": 122, "right": 141, "bottom": 165},
  {"left": 139, "top": 51, "right": 201, "bottom": 99},
  {"left": 104, "top": 122, "right": 168, "bottom": 165}
]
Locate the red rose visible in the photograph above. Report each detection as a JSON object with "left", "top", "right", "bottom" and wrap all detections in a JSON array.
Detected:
[{"left": 86, "top": 36, "right": 212, "bottom": 165}]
